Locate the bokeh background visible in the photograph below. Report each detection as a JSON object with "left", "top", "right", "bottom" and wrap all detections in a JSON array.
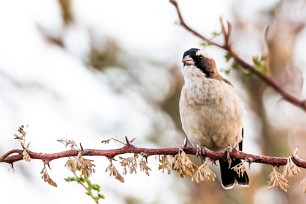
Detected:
[{"left": 1, "top": 0, "right": 306, "bottom": 203}]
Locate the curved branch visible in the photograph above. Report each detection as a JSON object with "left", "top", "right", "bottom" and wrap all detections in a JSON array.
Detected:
[
  {"left": 0, "top": 149, "right": 22, "bottom": 162},
  {"left": 170, "top": 0, "right": 306, "bottom": 112},
  {"left": 1, "top": 145, "right": 306, "bottom": 168}
]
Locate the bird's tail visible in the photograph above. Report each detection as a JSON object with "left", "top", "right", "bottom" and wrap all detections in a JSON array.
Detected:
[{"left": 219, "top": 158, "right": 249, "bottom": 189}]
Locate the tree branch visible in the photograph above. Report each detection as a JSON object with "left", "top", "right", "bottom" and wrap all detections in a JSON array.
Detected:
[
  {"left": 1, "top": 145, "right": 306, "bottom": 168},
  {"left": 170, "top": 0, "right": 306, "bottom": 112}
]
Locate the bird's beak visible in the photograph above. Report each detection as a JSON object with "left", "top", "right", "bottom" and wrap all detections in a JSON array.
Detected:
[{"left": 182, "top": 56, "right": 194, "bottom": 66}]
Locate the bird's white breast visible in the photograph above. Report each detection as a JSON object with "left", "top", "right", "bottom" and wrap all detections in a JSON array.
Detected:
[{"left": 179, "top": 66, "right": 244, "bottom": 150}]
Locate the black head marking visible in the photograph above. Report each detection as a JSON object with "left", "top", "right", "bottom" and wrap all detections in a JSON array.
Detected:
[
  {"left": 183, "top": 48, "right": 233, "bottom": 86},
  {"left": 183, "top": 48, "right": 199, "bottom": 59},
  {"left": 183, "top": 48, "right": 217, "bottom": 77}
]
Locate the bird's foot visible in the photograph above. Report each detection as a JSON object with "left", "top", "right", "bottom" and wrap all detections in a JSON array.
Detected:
[
  {"left": 195, "top": 145, "right": 201, "bottom": 157},
  {"left": 195, "top": 145, "right": 209, "bottom": 161},
  {"left": 226, "top": 146, "right": 233, "bottom": 168}
]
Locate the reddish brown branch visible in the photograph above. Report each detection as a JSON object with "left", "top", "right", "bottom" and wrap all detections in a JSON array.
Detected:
[
  {"left": 170, "top": 0, "right": 306, "bottom": 112},
  {"left": 1, "top": 146, "right": 306, "bottom": 168},
  {"left": 171, "top": 0, "right": 224, "bottom": 49}
]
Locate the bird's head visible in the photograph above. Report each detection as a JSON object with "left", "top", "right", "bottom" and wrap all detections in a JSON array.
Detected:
[{"left": 182, "top": 48, "right": 217, "bottom": 78}]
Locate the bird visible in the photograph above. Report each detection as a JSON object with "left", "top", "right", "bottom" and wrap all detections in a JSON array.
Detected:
[{"left": 179, "top": 48, "right": 249, "bottom": 189}]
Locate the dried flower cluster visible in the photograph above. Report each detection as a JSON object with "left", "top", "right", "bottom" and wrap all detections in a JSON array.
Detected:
[
  {"left": 158, "top": 155, "right": 172, "bottom": 174},
  {"left": 13, "top": 124, "right": 31, "bottom": 162},
  {"left": 105, "top": 153, "right": 152, "bottom": 183},
  {"left": 231, "top": 162, "right": 247, "bottom": 178},
  {"left": 267, "top": 156, "right": 302, "bottom": 192},
  {"left": 282, "top": 157, "right": 301, "bottom": 177},
  {"left": 105, "top": 149, "right": 216, "bottom": 185},
  {"left": 119, "top": 154, "right": 139, "bottom": 175},
  {"left": 57, "top": 138, "right": 79, "bottom": 150},
  {"left": 172, "top": 149, "right": 216, "bottom": 183},
  {"left": 105, "top": 163, "right": 125, "bottom": 183},
  {"left": 172, "top": 149, "right": 197, "bottom": 177},
  {"left": 139, "top": 157, "right": 151, "bottom": 176},
  {"left": 41, "top": 164, "right": 57, "bottom": 187},
  {"left": 268, "top": 167, "right": 289, "bottom": 192},
  {"left": 59, "top": 138, "right": 96, "bottom": 179},
  {"left": 65, "top": 155, "right": 96, "bottom": 179},
  {"left": 192, "top": 162, "right": 216, "bottom": 183}
]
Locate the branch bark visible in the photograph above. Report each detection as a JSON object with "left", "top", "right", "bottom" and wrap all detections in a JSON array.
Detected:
[
  {"left": 1, "top": 144, "right": 306, "bottom": 168},
  {"left": 170, "top": 0, "right": 306, "bottom": 112}
]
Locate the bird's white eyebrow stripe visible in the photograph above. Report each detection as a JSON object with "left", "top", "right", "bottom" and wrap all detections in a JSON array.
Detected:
[{"left": 196, "top": 50, "right": 213, "bottom": 59}]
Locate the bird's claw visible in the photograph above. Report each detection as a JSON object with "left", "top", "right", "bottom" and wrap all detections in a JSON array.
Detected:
[
  {"left": 196, "top": 145, "right": 202, "bottom": 157},
  {"left": 196, "top": 145, "right": 208, "bottom": 161}
]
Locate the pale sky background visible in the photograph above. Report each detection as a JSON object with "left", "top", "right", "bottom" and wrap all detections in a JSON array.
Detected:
[{"left": 1, "top": 0, "right": 300, "bottom": 204}]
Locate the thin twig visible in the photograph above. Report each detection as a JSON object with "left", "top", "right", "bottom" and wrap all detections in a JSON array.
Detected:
[{"left": 170, "top": 0, "right": 224, "bottom": 49}]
